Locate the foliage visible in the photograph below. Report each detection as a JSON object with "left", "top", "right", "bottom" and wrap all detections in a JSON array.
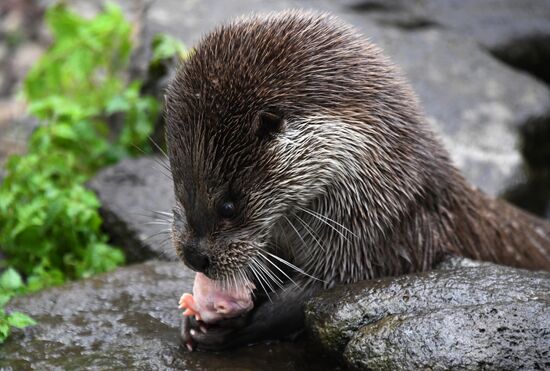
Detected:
[
  {"left": 0, "top": 3, "right": 184, "bottom": 342},
  {"left": 0, "top": 269, "right": 36, "bottom": 343},
  {"left": 23, "top": 3, "right": 159, "bottom": 161},
  {"left": 150, "top": 33, "right": 187, "bottom": 67}
]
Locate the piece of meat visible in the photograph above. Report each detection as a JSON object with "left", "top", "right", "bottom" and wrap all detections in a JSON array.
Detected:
[
  {"left": 179, "top": 272, "right": 255, "bottom": 324},
  {"left": 179, "top": 293, "right": 200, "bottom": 319}
]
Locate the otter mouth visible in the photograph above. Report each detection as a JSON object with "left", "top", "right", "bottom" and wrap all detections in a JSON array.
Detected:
[{"left": 179, "top": 272, "right": 256, "bottom": 324}]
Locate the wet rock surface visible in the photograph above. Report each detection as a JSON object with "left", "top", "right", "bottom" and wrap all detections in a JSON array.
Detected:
[
  {"left": 1, "top": 261, "right": 340, "bottom": 371},
  {"left": 305, "top": 261, "right": 550, "bottom": 369},
  {"left": 88, "top": 156, "right": 177, "bottom": 262},
  {"left": 345, "top": 300, "right": 550, "bottom": 371}
]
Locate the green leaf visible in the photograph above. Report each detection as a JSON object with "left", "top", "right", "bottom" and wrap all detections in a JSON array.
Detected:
[
  {"left": 151, "top": 33, "right": 186, "bottom": 65},
  {"left": 0, "top": 268, "right": 23, "bottom": 291},
  {"left": 51, "top": 123, "right": 78, "bottom": 141},
  {"left": 0, "top": 294, "right": 12, "bottom": 307},
  {"left": 0, "top": 322, "right": 10, "bottom": 342},
  {"left": 7, "top": 312, "right": 36, "bottom": 328},
  {"left": 106, "top": 95, "right": 130, "bottom": 114}
]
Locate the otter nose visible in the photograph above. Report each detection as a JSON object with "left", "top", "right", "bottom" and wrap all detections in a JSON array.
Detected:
[{"left": 183, "top": 244, "right": 210, "bottom": 273}]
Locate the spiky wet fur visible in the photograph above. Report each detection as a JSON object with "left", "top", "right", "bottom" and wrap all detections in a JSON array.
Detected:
[{"left": 165, "top": 11, "right": 550, "bottom": 292}]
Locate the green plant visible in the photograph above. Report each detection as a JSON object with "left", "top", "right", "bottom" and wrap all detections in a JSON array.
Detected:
[
  {"left": 150, "top": 33, "right": 187, "bottom": 67},
  {"left": 24, "top": 3, "right": 160, "bottom": 163},
  {"left": 0, "top": 269, "right": 36, "bottom": 343},
  {"left": 0, "top": 3, "right": 184, "bottom": 342}
]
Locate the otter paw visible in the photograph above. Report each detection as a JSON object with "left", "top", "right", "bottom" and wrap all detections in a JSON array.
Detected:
[
  {"left": 180, "top": 315, "right": 249, "bottom": 351},
  {"left": 180, "top": 315, "right": 211, "bottom": 351}
]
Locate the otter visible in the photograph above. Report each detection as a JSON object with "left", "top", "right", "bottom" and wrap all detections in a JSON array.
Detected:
[{"left": 164, "top": 11, "right": 550, "bottom": 350}]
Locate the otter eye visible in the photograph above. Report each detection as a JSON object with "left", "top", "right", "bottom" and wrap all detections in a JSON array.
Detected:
[
  {"left": 219, "top": 201, "right": 236, "bottom": 219},
  {"left": 256, "top": 109, "right": 284, "bottom": 139}
]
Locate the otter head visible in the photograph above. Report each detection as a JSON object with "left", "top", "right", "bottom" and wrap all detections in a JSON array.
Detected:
[{"left": 165, "top": 11, "right": 441, "bottom": 283}]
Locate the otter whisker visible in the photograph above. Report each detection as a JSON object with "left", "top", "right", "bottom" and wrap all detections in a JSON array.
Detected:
[
  {"left": 238, "top": 269, "right": 254, "bottom": 297},
  {"left": 155, "top": 238, "right": 174, "bottom": 260},
  {"left": 255, "top": 259, "right": 276, "bottom": 292},
  {"left": 132, "top": 210, "right": 174, "bottom": 228},
  {"left": 256, "top": 257, "right": 285, "bottom": 285},
  {"left": 231, "top": 270, "right": 243, "bottom": 293},
  {"left": 283, "top": 216, "right": 310, "bottom": 255},
  {"left": 253, "top": 256, "right": 285, "bottom": 290},
  {"left": 281, "top": 217, "right": 300, "bottom": 260},
  {"left": 223, "top": 272, "right": 234, "bottom": 293},
  {"left": 142, "top": 228, "right": 172, "bottom": 243},
  {"left": 221, "top": 272, "right": 229, "bottom": 292},
  {"left": 131, "top": 212, "right": 171, "bottom": 222},
  {"left": 292, "top": 212, "right": 326, "bottom": 252},
  {"left": 151, "top": 210, "right": 174, "bottom": 219},
  {"left": 258, "top": 264, "right": 284, "bottom": 289},
  {"left": 257, "top": 250, "right": 300, "bottom": 288},
  {"left": 263, "top": 250, "right": 325, "bottom": 283},
  {"left": 238, "top": 269, "right": 248, "bottom": 285},
  {"left": 250, "top": 257, "right": 278, "bottom": 293},
  {"left": 143, "top": 221, "right": 172, "bottom": 226},
  {"left": 131, "top": 144, "right": 172, "bottom": 179},
  {"left": 148, "top": 217, "right": 173, "bottom": 223},
  {"left": 157, "top": 236, "right": 171, "bottom": 246},
  {"left": 231, "top": 272, "right": 238, "bottom": 293},
  {"left": 298, "top": 207, "right": 358, "bottom": 241},
  {"left": 148, "top": 135, "right": 170, "bottom": 160},
  {"left": 151, "top": 161, "right": 172, "bottom": 179},
  {"left": 298, "top": 206, "right": 357, "bottom": 239},
  {"left": 248, "top": 259, "right": 272, "bottom": 301}
]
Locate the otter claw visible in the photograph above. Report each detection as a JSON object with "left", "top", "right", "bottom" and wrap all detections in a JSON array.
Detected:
[{"left": 181, "top": 316, "right": 196, "bottom": 352}]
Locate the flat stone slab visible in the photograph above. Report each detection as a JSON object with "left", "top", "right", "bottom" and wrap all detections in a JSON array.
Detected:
[
  {"left": 1, "top": 261, "right": 338, "bottom": 370},
  {"left": 305, "top": 262, "right": 550, "bottom": 369},
  {"left": 88, "top": 156, "right": 177, "bottom": 262}
]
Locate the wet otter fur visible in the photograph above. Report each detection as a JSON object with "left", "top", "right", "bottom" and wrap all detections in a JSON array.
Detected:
[{"left": 165, "top": 10, "right": 550, "bottom": 350}]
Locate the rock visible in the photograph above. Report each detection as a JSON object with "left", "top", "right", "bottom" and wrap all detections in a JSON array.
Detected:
[
  {"left": 305, "top": 262, "right": 550, "bottom": 362},
  {"left": 1, "top": 261, "right": 340, "bottom": 371},
  {"left": 88, "top": 156, "right": 177, "bottom": 262},
  {"left": 343, "top": 0, "right": 550, "bottom": 50},
  {"left": 0, "top": 102, "right": 38, "bottom": 170},
  {"left": 11, "top": 42, "right": 43, "bottom": 82},
  {"left": 342, "top": 0, "right": 550, "bottom": 84},
  {"left": 434, "top": 255, "right": 497, "bottom": 270},
  {"left": 344, "top": 300, "right": 550, "bottom": 371}
]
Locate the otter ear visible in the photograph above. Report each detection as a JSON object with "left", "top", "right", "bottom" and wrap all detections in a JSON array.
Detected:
[{"left": 256, "top": 109, "right": 284, "bottom": 139}]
